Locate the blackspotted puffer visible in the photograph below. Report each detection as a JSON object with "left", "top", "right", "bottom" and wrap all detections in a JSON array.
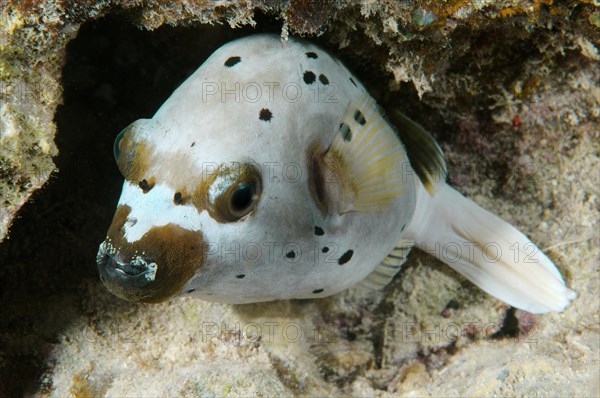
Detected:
[{"left": 97, "top": 34, "right": 575, "bottom": 313}]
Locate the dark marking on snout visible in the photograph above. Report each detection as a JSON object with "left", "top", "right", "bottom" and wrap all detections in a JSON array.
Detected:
[
  {"left": 173, "top": 192, "right": 183, "bottom": 205},
  {"left": 138, "top": 177, "right": 155, "bottom": 193},
  {"left": 97, "top": 205, "right": 205, "bottom": 303}
]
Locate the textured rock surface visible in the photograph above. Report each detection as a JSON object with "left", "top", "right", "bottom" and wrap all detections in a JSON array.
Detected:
[{"left": 0, "top": 1, "right": 598, "bottom": 396}]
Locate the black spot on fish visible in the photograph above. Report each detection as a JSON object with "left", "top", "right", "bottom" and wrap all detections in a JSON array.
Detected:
[
  {"left": 349, "top": 77, "right": 357, "bottom": 87},
  {"left": 186, "top": 289, "right": 196, "bottom": 294},
  {"left": 236, "top": 274, "right": 246, "bottom": 279},
  {"left": 322, "top": 247, "right": 329, "bottom": 253},
  {"left": 339, "top": 123, "right": 352, "bottom": 141},
  {"left": 401, "top": 224, "right": 406, "bottom": 232},
  {"left": 313, "top": 288, "right": 324, "bottom": 294},
  {"left": 138, "top": 179, "right": 151, "bottom": 193},
  {"left": 306, "top": 51, "right": 318, "bottom": 59},
  {"left": 224, "top": 56, "right": 241, "bottom": 67},
  {"left": 303, "top": 71, "right": 316, "bottom": 84},
  {"left": 319, "top": 74, "right": 329, "bottom": 85},
  {"left": 259, "top": 108, "right": 273, "bottom": 122},
  {"left": 314, "top": 226, "right": 324, "bottom": 236},
  {"left": 354, "top": 109, "right": 366, "bottom": 125},
  {"left": 191, "top": 142, "right": 196, "bottom": 147},
  {"left": 338, "top": 250, "right": 353, "bottom": 265},
  {"left": 286, "top": 250, "right": 296, "bottom": 259},
  {"left": 174, "top": 192, "right": 183, "bottom": 205}
]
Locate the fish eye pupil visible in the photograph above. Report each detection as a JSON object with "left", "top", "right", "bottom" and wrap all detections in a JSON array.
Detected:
[
  {"left": 230, "top": 181, "right": 256, "bottom": 214},
  {"left": 210, "top": 165, "right": 262, "bottom": 222}
]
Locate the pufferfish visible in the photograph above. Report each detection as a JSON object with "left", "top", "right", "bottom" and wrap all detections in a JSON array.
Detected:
[{"left": 97, "top": 33, "right": 576, "bottom": 314}]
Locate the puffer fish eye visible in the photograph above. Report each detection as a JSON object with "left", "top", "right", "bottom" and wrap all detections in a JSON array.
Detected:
[
  {"left": 229, "top": 180, "right": 258, "bottom": 218},
  {"left": 207, "top": 164, "right": 262, "bottom": 222}
]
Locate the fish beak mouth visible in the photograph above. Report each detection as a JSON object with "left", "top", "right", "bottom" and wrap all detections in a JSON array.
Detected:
[
  {"left": 96, "top": 241, "right": 158, "bottom": 301},
  {"left": 107, "top": 256, "right": 154, "bottom": 279},
  {"left": 97, "top": 246, "right": 156, "bottom": 282}
]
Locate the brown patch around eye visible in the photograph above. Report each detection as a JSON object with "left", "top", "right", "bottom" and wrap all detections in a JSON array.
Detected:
[
  {"left": 102, "top": 205, "right": 206, "bottom": 303},
  {"left": 199, "top": 164, "right": 262, "bottom": 223},
  {"left": 191, "top": 173, "right": 215, "bottom": 214}
]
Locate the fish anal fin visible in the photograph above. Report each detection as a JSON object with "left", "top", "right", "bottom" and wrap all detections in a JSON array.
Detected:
[{"left": 357, "top": 240, "right": 413, "bottom": 290}]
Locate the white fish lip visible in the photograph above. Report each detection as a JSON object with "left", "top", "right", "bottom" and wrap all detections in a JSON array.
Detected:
[
  {"left": 111, "top": 259, "right": 149, "bottom": 278},
  {"left": 96, "top": 243, "right": 158, "bottom": 296}
]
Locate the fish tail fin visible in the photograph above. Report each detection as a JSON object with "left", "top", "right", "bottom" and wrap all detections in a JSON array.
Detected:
[{"left": 404, "top": 182, "right": 576, "bottom": 313}]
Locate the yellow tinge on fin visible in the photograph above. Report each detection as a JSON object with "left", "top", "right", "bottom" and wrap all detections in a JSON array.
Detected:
[
  {"left": 321, "top": 95, "right": 409, "bottom": 213},
  {"left": 387, "top": 109, "right": 447, "bottom": 195}
]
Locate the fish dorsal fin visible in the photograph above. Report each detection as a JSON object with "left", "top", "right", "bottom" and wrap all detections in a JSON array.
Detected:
[
  {"left": 357, "top": 239, "right": 413, "bottom": 290},
  {"left": 387, "top": 109, "right": 447, "bottom": 195},
  {"left": 317, "top": 95, "right": 409, "bottom": 213}
]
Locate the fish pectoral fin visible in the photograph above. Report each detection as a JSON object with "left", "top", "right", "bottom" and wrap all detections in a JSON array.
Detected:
[
  {"left": 319, "top": 95, "right": 409, "bottom": 213},
  {"left": 404, "top": 182, "right": 576, "bottom": 313},
  {"left": 387, "top": 109, "right": 447, "bottom": 195},
  {"left": 356, "top": 240, "right": 413, "bottom": 290}
]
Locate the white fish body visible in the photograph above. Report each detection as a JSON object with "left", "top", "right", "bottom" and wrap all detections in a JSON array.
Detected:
[{"left": 97, "top": 34, "right": 575, "bottom": 313}]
